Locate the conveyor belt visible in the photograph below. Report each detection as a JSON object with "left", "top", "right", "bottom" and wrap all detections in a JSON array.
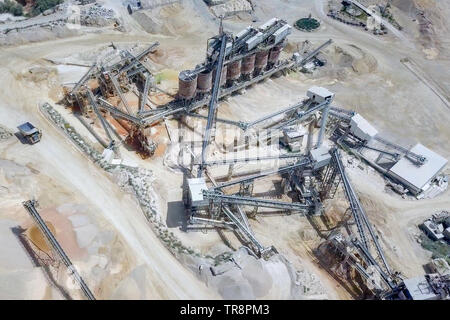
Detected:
[
  {"left": 222, "top": 206, "right": 265, "bottom": 253},
  {"left": 135, "top": 42, "right": 160, "bottom": 61},
  {"left": 23, "top": 200, "right": 96, "bottom": 300},
  {"left": 199, "top": 34, "right": 229, "bottom": 176},
  {"left": 97, "top": 98, "right": 144, "bottom": 125},
  {"left": 190, "top": 217, "right": 236, "bottom": 230},
  {"left": 119, "top": 42, "right": 159, "bottom": 74},
  {"left": 87, "top": 90, "right": 113, "bottom": 142},
  {"left": 139, "top": 74, "right": 152, "bottom": 114},
  {"left": 127, "top": 66, "right": 147, "bottom": 78},
  {"left": 199, "top": 153, "right": 304, "bottom": 166},
  {"left": 331, "top": 148, "right": 391, "bottom": 273},
  {"left": 185, "top": 112, "right": 246, "bottom": 130},
  {"left": 243, "top": 100, "right": 308, "bottom": 130},
  {"left": 353, "top": 239, "right": 395, "bottom": 289},
  {"left": 273, "top": 99, "right": 330, "bottom": 129},
  {"left": 332, "top": 148, "right": 369, "bottom": 249},
  {"left": 203, "top": 191, "right": 312, "bottom": 212},
  {"left": 299, "top": 39, "right": 333, "bottom": 65},
  {"left": 71, "top": 64, "right": 97, "bottom": 94},
  {"left": 109, "top": 73, "right": 133, "bottom": 115},
  {"left": 212, "top": 157, "right": 311, "bottom": 190}
]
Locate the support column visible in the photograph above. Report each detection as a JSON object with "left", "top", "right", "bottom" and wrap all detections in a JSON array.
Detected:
[{"left": 316, "top": 103, "right": 330, "bottom": 148}]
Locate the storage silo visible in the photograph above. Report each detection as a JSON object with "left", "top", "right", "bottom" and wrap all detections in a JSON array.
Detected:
[
  {"left": 226, "top": 59, "right": 242, "bottom": 85},
  {"left": 268, "top": 45, "right": 283, "bottom": 68},
  {"left": 254, "top": 50, "right": 269, "bottom": 75},
  {"left": 178, "top": 70, "right": 198, "bottom": 100},
  {"left": 197, "top": 69, "right": 213, "bottom": 94},
  {"left": 241, "top": 53, "right": 256, "bottom": 79}
]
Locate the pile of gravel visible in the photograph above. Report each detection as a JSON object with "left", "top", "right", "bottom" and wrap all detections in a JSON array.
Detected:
[
  {"left": 209, "top": 0, "right": 252, "bottom": 17},
  {"left": 0, "top": 126, "right": 12, "bottom": 140},
  {"left": 80, "top": 4, "right": 118, "bottom": 27}
]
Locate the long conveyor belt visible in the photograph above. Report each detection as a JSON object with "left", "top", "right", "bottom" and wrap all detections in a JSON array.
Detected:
[
  {"left": 331, "top": 148, "right": 391, "bottom": 274},
  {"left": 22, "top": 200, "right": 96, "bottom": 300},
  {"left": 199, "top": 153, "right": 304, "bottom": 166},
  {"left": 203, "top": 191, "right": 312, "bottom": 212},
  {"left": 199, "top": 34, "right": 229, "bottom": 176},
  {"left": 87, "top": 90, "right": 113, "bottom": 142},
  {"left": 212, "top": 156, "right": 311, "bottom": 190},
  {"left": 97, "top": 98, "right": 144, "bottom": 125}
]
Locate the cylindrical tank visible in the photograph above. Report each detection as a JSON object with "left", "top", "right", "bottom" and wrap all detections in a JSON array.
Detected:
[
  {"left": 268, "top": 45, "right": 283, "bottom": 67},
  {"left": 197, "top": 69, "right": 213, "bottom": 93},
  {"left": 178, "top": 70, "right": 197, "bottom": 100},
  {"left": 226, "top": 60, "right": 242, "bottom": 81},
  {"left": 254, "top": 50, "right": 269, "bottom": 75},
  {"left": 241, "top": 53, "right": 256, "bottom": 76}
]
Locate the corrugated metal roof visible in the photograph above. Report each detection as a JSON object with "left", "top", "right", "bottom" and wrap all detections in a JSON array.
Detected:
[
  {"left": 389, "top": 143, "right": 448, "bottom": 190},
  {"left": 350, "top": 114, "right": 378, "bottom": 139}
]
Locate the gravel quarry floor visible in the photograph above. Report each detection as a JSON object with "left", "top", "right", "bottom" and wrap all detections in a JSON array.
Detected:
[{"left": 0, "top": 0, "right": 449, "bottom": 299}]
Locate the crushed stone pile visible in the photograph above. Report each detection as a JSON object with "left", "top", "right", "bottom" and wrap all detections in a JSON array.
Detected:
[
  {"left": 197, "top": 247, "right": 328, "bottom": 299},
  {"left": 210, "top": 0, "right": 252, "bottom": 17},
  {"left": 80, "top": 4, "right": 118, "bottom": 27},
  {"left": 0, "top": 126, "right": 12, "bottom": 141}
]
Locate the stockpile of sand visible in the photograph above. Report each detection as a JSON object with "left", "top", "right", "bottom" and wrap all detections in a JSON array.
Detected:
[
  {"left": 196, "top": 248, "right": 328, "bottom": 299},
  {"left": 133, "top": 0, "right": 216, "bottom": 37},
  {"left": 313, "top": 45, "right": 378, "bottom": 80}
]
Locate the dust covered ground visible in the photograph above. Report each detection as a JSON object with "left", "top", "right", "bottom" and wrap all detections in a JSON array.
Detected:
[{"left": 0, "top": 0, "right": 449, "bottom": 299}]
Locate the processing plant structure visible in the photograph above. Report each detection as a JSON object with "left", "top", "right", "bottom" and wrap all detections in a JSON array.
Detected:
[
  {"left": 62, "top": 17, "right": 449, "bottom": 300},
  {"left": 65, "top": 18, "right": 331, "bottom": 157}
]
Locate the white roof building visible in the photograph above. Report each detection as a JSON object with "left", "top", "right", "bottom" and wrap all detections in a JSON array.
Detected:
[
  {"left": 350, "top": 113, "right": 378, "bottom": 142},
  {"left": 307, "top": 86, "right": 335, "bottom": 104},
  {"left": 188, "top": 178, "right": 209, "bottom": 208},
  {"left": 389, "top": 143, "right": 448, "bottom": 195}
]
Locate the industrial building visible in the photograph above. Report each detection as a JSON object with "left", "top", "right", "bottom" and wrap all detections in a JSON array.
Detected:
[
  {"left": 389, "top": 143, "right": 448, "bottom": 195},
  {"left": 349, "top": 114, "right": 378, "bottom": 142},
  {"left": 65, "top": 18, "right": 332, "bottom": 158},
  {"left": 330, "top": 107, "right": 447, "bottom": 198}
]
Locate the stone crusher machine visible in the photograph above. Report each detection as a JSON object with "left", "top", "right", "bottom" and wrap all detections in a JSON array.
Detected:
[{"left": 66, "top": 42, "right": 160, "bottom": 157}]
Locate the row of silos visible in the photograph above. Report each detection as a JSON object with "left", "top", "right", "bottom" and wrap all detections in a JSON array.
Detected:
[
  {"left": 178, "top": 67, "right": 226, "bottom": 100},
  {"left": 178, "top": 45, "right": 284, "bottom": 99}
]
